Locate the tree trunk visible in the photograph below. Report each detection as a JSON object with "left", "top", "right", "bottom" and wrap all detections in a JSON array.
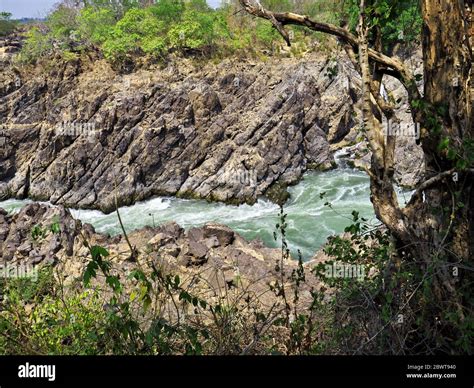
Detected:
[{"left": 404, "top": 1, "right": 473, "bottom": 262}]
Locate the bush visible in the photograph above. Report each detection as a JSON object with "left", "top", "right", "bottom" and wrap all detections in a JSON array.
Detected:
[
  {"left": 167, "top": 10, "right": 216, "bottom": 50},
  {"left": 148, "top": 0, "right": 185, "bottom": 22},
  {"left": 254, "top": 19, "right": 280, "bottom": 50},
  {"left": 102, "top": 8, "right": 166, "bottom": 61},
  {"left": 18, "top": 27, "right": 53, "bottom": 63},
  {"left": 48, "top": 4, "right": 79, "bottom": 41},
  {"left": 85, "top": 0, "right": 140, "bottom": 18},
  {"left": 77, "top": 8, "right": 116, "bottom": 45}
]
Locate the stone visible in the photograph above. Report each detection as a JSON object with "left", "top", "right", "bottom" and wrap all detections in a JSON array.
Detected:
[
  {"left": 148, "top": 233, "right": 175, "bottom": 248},
  {"left": 202, "top": 223, "right": 235, "bottom": 247}
]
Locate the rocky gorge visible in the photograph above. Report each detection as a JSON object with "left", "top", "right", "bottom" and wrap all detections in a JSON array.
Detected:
[
  {"left": 0, "top": 34, "right": 423, "bottom": 213},
  {"left": 0, "top": 33, "right": 424, "bottom": 275}
]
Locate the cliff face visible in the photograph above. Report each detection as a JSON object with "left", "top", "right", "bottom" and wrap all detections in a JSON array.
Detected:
[{"left": 0, "top": 36, "right": 423, "bottom": 212}]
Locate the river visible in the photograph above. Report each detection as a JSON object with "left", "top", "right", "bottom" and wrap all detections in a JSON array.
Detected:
[{"left": 0, "top": 162, "right": 413, "bottom": 260}]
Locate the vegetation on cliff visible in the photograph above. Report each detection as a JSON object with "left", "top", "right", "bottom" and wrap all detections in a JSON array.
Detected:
[
  {"left": 15, "top": 0, "right": 421, "bottom": 67},
  {"left": 0, "top": 12, "right": 17, "bottom": 37}
]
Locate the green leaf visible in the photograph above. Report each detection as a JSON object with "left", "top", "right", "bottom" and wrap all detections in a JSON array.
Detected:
[
  {"left": 91, "top": 245, "right": 109, "bottom": 260},
  {"left": 438, "top": 137, "right": 450, "bottom": 151},
  {"left": 83, "top": 261, "right": 98, "bottom": 286},
  {"left": 106, "top": 275, "right": 122, "bottom": 293}
]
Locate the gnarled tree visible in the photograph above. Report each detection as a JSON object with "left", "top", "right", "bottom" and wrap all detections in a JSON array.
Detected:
[{"left": 239, "top": 0, "right": 473, "bottom": 352}]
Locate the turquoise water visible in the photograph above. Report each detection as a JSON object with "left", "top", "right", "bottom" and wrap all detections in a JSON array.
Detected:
[{"left": 0, "top": 168, "right": 413, "bottom": 260}]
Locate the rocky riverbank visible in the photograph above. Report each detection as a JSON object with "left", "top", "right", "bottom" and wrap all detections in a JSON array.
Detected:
[
  {"left": 0, "top": 203, "right": 323, "bottom": 310},
  {"left": 0, "top": 33, "right": 424, "bottom": 213}
]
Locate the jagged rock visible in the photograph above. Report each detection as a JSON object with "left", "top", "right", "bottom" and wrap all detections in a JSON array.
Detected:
[
  {"left": 203, "top": 236, "right": 220, "bottom": 249},
  {"left": 148, "top": 233, "right": 175, "bottom": 248},
  {"left": 16, "top": 241, "right": 32, "bottom": 256},
  {"left": 0, "top": 50, "right": 364, "bottom": 212},
  {"left": 160, "top": 243, "right": 181, "bottom": 258},
  {"left": 187, "top": 227, "right": 205, "bottom": 242},
  {"left": 179, "top": 240, "right": 209, "bottom": 266},
  {"left": 158, "top": 222, "right": 184, "bottom": 238},
  {"left": 0, "top": 36, "right": 424, "bottom": 210},
  {"left": 0, "top": 204, "right": 81, "bottom": 262},
  {"left": 201, "top": 223, "right": 235, "bottom": 247}
]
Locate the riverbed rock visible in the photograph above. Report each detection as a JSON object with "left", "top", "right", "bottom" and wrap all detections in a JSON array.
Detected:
[
  {"left": 202, "top": 223, "right": 235, "bottom": 247},
  {"left": 179, "top": 240, "right": 209, "bottom": 266},
  {"left": 0, "top": 204, "right": 80, "bottom": 263}
]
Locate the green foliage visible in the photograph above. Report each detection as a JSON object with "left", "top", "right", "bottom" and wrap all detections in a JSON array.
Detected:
[
  {"left": 30, "top": 217, "right": 61, "bottom": 243},
  {"left": 18, "top": 0, "right": 346, "bottom": 65},
  {"left": 0, "top": 11, "right": 16, "bottom": 37},
  {"left": 77, "top": 8, "right": 116, "bottom": 45},
  {"left": 261, "top": 0, "right": 292, "bottom": 12},
  {"left": 383, "top": 3, "right": 422, "bottom": 44},
  {"left": 48, "top": 5, "right": 79, "bottom": 41},
  {"left": 102, "top": 7, "right": 167, "bottom": 61},
  {"left": 167, "top": 9, "right": 215, "bottom": 50},
  {"left": 31, "top": 225, "right": 48, "bottom": 242},
  {"left": 18, "top": 27, "right": 52, "bottom": 62},
  {"left": 0, "top": 267, "right": 108, "bottom": 355},
  {"left": 254, "top": 19, "right": 280, "bottom": 50},
  {"left": 344, "top": 0, "right": 421, "bottom": 47},
  {"left": 85, "top": 0, "right": 140, "bottom": 18},
  {"left": 148, "top": 0, "right": 185, "bottom": 22},
  {"left": 0, "top": 11, "right": 12, "bottom": 20}
]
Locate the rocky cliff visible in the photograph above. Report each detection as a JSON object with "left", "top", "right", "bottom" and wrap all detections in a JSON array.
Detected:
[{"left": 0, "top": 35, "right": 424, "bottom": 213}]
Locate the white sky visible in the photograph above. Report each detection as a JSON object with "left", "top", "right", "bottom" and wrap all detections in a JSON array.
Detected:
[{"left": 0, "top": 0, "right": 222, "bottom": 19}]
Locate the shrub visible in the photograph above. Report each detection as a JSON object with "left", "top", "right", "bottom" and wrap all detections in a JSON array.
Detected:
[
  {"left": 85, "top": 0, "right": 140, "bottom": 18},
  {"left": 18, "top": 27, "right": 53, "bottom": 63},
  {"left": 102, "top": 8, "right": 166, "bottom": 61},
  {"left": 167, "top": 9, "right": 215, "bottom": 50},
  {"left": 254, "top": 19, "right": 280, "bottom": 50},
  {"left": 48, "top": 4, "right": 79, "bottom": 41},
  {"left": 77, "top": 8, "right": 116, "bottom": 45},
  {"left": 148, "top": 0, "right": 185, "bottom": 23},
  {"left": 0, "top": 11, "right": 17, "bottom": 37}
]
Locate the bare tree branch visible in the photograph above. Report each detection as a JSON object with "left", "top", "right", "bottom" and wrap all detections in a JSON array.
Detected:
[{"left": 238, "top": 0, "right": 422, "bottom": 106}]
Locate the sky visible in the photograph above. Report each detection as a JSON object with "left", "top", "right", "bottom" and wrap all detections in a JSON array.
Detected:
[{"left": 0, "top": 0, "right": 222, "bottom": 19}]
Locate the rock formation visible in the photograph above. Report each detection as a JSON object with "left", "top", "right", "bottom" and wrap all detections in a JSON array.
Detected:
[{"left": 0, "top": 35, "right": 424, "bottom": 212}]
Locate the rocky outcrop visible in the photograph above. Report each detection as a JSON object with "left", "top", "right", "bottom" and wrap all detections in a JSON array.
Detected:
[
  {"left": 0, "top": 204, "right": 78, "bottom": 263},
  {"left": 0, "top": 203, "right": 321, "bottom": 309},
  {"left": 0, "top": 37, "right": 424, "bottom": 212}
]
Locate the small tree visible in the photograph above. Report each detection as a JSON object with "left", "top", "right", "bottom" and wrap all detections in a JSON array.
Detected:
[{"left": 0, "top": 11, "right": 16, "bottom": 37}]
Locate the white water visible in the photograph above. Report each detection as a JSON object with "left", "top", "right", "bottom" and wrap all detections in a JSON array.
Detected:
[{"left": 0, "top": 164, "right": 414, "bottom": 261}]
